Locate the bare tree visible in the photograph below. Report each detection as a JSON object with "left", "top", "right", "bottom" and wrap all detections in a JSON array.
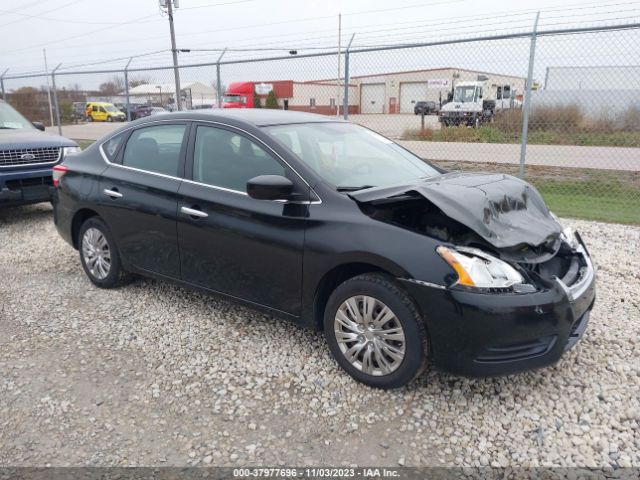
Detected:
[
  {"left": 129, "top": 75, "right": 153, "bottom": 88},
  {"left": 98, "top": 75, "right": 125, "bottom": 95}
]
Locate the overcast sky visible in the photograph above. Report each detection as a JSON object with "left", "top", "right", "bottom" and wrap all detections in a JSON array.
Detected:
[{"left": 1, "top": 0, "right": 639, "bottom": 89}]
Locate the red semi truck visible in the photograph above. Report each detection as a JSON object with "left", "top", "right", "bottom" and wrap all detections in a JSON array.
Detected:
[
  {"left": 222, "top": 82, "right": 255, "bottom": 108},
  {"left": 222, "top": 81, "right": 294, "bottom": 108}
]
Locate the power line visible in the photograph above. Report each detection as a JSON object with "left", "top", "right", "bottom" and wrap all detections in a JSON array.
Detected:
[
  {"left": 3, "top": 0, "right": 46, "bottom": 14},
  {"left": 3, "top": 0, "right": 639, "bottom": 72},
  {"left": 0, "top": 0, "right": 84, "bottom": 27}
]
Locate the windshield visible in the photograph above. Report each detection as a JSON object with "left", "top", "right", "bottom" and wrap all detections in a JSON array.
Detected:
[
  {"left": 104, "top": 105, "right": 118, "bottom": 112},
  {"left": 453, "top": 86, "right": 477, "bottom": 103},
  {"left": 0, "top": 102, "right": 34, "bottom": 129},
  {"left": 264, "top": 123, "right": 439, "bottom": 190}
]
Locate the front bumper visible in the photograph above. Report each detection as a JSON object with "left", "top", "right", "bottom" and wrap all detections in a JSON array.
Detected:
[
  {"left": 399, "top": 238, "right": 596, "bottom": 377},
  {"left": 0, "top": 168, "right": 54, "bottom": 206}
]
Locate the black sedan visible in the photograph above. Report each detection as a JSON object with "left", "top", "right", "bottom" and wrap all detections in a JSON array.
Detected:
[{"left": 52, "top": 110, "right": 595, "bottom": 389}]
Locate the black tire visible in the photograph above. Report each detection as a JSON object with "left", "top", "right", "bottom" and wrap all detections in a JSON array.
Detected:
[
  {"left": 78, "top": 216, "right": 132, "bottom": 289},
  {"left": 323, "top": 273, "right": 428, "bottom": 389},
  {"left": 107, "top": 116, "right": 113, "bottom": 123},
  {"left": 87, "top": 115, "right": 93, "bottom": 122}
]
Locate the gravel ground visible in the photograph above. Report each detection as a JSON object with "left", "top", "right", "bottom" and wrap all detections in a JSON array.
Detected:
[{"left": 1, "top": 203, "right": 639, "bottom": 468}]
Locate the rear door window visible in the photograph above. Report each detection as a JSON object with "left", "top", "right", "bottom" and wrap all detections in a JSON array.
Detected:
[{"left": 122, "top": 124, "right": 186, "bottom": 177}]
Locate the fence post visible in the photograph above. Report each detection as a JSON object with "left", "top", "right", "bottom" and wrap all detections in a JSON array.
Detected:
[
  {"left": 124, "top": 58, "right": 132, "bottom": 122},
  {"left": 216, "top": 48, "right": 227, "bottom": 109},
  {"left": 343, "top": 34, "right": 355, "bottom": 120},
  {"left": 0, "top": 69, "right": 8, "bottom": 100},
  {"left": 519, "top": 12, "right": 540, "bottom": 178},
  {"left": 51, "top": 64, "right": 63, "bottom": 136}
]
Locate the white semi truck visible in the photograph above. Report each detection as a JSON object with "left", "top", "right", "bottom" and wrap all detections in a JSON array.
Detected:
[{"left": 439, "top": 80, "right": 521, "bottom": 127}]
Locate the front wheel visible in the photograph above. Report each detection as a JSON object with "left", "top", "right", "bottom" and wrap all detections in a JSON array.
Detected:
[
  {"left": 78, "top": 217, "right": 132, "bottom": 288},
  {"left": 107, "top": 116, "right": 113, "bottom": 123},
  {"left": 324, "top": 273, "right": 428, "bottom": 389}
]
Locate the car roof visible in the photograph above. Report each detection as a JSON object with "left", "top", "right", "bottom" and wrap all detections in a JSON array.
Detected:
[{"left": 150, "top": 109, "right": 344, "bottom": 127}]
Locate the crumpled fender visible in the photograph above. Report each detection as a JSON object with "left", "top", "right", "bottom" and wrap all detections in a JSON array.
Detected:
[{"left": 349, "top": 172, "right": 562, "bottom": 250}]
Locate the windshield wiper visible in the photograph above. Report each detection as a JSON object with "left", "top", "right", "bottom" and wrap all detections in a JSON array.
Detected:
[
  {"left": 0, "top": 126, "right": 19, "bottom": 129},
  {"left": 336, "top": 185, "right": 376, "bottom": 192}
]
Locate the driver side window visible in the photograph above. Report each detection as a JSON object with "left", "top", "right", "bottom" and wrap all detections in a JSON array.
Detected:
[{"left": 192, "top": 126, "right": 285, "bottom": 193}]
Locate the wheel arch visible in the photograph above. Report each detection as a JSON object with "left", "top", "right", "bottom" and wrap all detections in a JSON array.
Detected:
[
  {"left": 71, "top": 208, "right": 100, "bottom": 249},
  {"left": 313, "top": 262, "right": 394, "bottom": 331}
]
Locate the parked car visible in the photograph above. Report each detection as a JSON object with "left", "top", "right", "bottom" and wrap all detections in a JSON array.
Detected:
[
  {"left": 130, "top": 105, "right": 167, "bottom": 120},
  {"left": 51, "top": 110, "right": 595, "bottom": 389},
  {"left": 72, "top": 102, "right": 87, "bottom": 123},
  {"left": 115, "top": 103, "right": 144, "bottom": 118},
  {"left": 85, "top": 102, "right": 126, "bottom": 123},
  {"left": 0, "top": 99, "right": 80, "bottom": 207},
  {"left": 414, "top": 101, "right": 438, "bottom": 115}
]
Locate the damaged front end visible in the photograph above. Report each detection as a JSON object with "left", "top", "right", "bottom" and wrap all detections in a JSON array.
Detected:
[
  {"left": 350, "top": 172, "right": 591, "bottom": 293},
  {"left": 350, "top": 172, "right": 596, "bottom": 375}
]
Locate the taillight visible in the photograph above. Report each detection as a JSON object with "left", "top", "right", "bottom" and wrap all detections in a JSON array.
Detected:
[{"left": 52, "top": 164, "right": 69, "bottom": 188}]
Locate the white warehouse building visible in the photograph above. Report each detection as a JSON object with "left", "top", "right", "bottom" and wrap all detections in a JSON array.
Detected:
[{"left": 348, "top": 67, "right": 526, "bottom": 114}]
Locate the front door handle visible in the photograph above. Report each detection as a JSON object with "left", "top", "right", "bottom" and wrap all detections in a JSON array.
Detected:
[
  {"left": 103, "top": 188, "right": 123, "bottom": 199},
  {"left": 181, "top": 206, "right": 208, "bottom": 219}
]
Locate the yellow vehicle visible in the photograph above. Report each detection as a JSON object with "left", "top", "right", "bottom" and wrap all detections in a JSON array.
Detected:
[{"left": 85, "top": 102, "right": 126, "bottom": 123}]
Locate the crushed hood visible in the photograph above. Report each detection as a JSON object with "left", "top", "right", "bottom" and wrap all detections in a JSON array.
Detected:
[{"left": 349, "top": 172, "right": 563, "bottom": 250}]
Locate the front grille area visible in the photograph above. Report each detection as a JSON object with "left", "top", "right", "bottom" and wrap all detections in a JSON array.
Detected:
[
  {"left": 475, "top": 335, "right": 557, "bottom": 363},
  {"left": 0, "top": 147, "right": 61, "bottom": 167}
]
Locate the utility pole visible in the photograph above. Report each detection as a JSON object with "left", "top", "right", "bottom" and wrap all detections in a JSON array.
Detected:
[
  {"left": 51, "top": 64, "right": 62, "bottom": 136},
  {"left": 162, "top": 0, "right": 182, "bottom": 111},
  {"left": 124, "top": 57, "right": 133, "bottom": 121},
  {"left": 0, "top": 69, "right": 8, "bottom": 101},
  {"left": 43, "top": 49, "right": 54, "bottom": 127},
  {"left": 336, "top": 13, "right": 341, "bottom": 117}
]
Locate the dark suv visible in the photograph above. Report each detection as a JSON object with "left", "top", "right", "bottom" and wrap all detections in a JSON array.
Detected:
[
  {"left": 414, "top": 101, "right": 438, "bottom": 115},
  {"left": 0, "top": 100, "right": 80, "bottom": 207}
]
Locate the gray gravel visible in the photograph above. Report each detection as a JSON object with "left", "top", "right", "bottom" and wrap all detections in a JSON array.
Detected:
[{"left": 1, "top": 203, "right": 639, "bottom": 468}]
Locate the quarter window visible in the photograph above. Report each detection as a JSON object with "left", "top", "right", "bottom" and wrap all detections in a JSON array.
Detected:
[
  {"left": 122, "top": 124, "right": 186, "bottom": 176},
  {"left": 192, "top": 126, "right": 285, "bottom": 193},
  {"left": 102, "top": 132, "right": 126, "bottom": 161}
]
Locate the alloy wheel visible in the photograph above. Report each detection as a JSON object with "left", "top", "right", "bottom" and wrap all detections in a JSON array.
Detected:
[
  {"left": 333, "top": 295, "right": 406, "bottom": 376},
  {"left": 81, "top": 227, "right": 111, "bottom": 280}
]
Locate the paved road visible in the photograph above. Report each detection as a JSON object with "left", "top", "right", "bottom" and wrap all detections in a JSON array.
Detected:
[
  {"left": 60, "top": 120, "right": 639, "bottom": 172},
  {"left": 398, "top": 141, "right": 640, "bottom": 171}
]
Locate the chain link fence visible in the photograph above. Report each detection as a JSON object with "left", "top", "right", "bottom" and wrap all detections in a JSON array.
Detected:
[{"left": 1, "top": 23, "right": 639, "bottom": 223}]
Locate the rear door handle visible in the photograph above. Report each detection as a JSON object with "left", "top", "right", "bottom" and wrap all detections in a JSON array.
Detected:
[
  {"left": 103, "top": 188, "right": 123, "bottom": 199},
  {"left": 181, "top": 206, "right": 208, "bottom": 218}
]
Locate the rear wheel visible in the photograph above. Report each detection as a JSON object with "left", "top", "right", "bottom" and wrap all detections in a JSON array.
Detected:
[
  {"left": 87, "top": 115, "right": 93, "bottom": 122},
  {"left": 324, "top": 273, "right": 428, "bottom": 389},
  {"left": 78, "top": 217, "right": 131, "bottom": 288}
]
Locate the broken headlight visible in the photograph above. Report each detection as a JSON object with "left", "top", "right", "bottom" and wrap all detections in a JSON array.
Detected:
[{"left": 437, "top": 246, "right": 525, "bottom": 289}]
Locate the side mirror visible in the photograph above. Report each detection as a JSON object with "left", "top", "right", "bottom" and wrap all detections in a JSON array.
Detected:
[
  {"left": 247, "top": 175, "right": 294, "bottom": 201},
  {"left": 32, "top": 122, "right": 45, "bottom": 131}
]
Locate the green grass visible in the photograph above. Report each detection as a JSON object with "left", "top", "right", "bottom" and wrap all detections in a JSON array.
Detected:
[
  {"left": 403, "top": 126, "right": 640, "bottom": 148},
  {"left": 528, "top": 178, "right": 640, "bottom": 224}
]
